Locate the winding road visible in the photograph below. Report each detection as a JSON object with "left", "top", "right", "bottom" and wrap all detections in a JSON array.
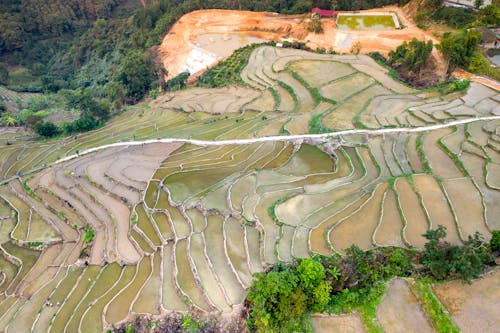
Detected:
[{"left": 54, "top": 115, "right": 500, "bottom": 164}]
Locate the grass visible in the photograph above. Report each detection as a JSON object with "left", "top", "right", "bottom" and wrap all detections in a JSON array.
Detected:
[
  {"left": 328, "top": 282, "right": 386, "bottom": 333},
  {"left": 410, "top": 279, "right": 460, "bottom": 333},
  {"left": 289, "top": 70, "right": 336, "bottom": 106},
  {"left": 82, "top": 224, "right": 95, "bottom": 244},
  {"left": 278, "top": 81, "right": 299, "bottom": 113},
  {"left": 267, "top": 196, "right": 291, "bottom": 224},
  {"left": 309, "top": 113, "right": 333, "bottom": 134},
  {"left": 22, "top": 177, "right": 39, "bottom": 200},
  {"left": 197, "top": 42, "right": 275, "bottom": 88},
  {"left": 437, "top": 130, "right": 470, "bottom": 177},
  {"left": 269, "top": 87, "right": 281, "bottom": 110},
  {"left": 416, "top": 132, "right": 433, "bottom": 174}
]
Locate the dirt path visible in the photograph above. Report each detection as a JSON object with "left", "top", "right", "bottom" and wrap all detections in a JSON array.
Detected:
[
  {"left": 51, "top": 115, "right": 500, "bottom": 165},
  {"left": 158, "top": 7, "right": 447, "bottom": 79},
  {"left": 453, "top": 69, "right": 500, "bottom": 92}
]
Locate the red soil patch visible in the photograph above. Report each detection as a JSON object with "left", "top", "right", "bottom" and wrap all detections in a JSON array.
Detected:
[{"left": 158, "top": 7, "right": 447, "bottom": 80}]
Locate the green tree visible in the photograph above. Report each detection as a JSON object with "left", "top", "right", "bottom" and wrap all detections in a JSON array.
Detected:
[
  {"left": 246, "top": 268, "right": 308, "bottom": 333},
  {"left": 389, "top": 38, "right": 433, "bottom": 74},
  {"left": 114, "top": 51, "right": 156, "bottom": 102},
  {"left": 421, "top": 225, "right": 494, "bottom": 281},
  {"left": 36, "top": 121, "right": 61, "bottom": 137},
  {"left": 437, "top": 29, "right": 481, "bottom": 74},
  {"left": 297, "top": 258, "right": 332, "bottom": 312}
]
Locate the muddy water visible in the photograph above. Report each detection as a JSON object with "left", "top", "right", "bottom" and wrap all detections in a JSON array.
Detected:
[
  {"left": 152, "top": 212, "right": 175, "bottom": 241},
  {"left": 105, "top": 257, "right": 151, "bottom": 324},
  {"left": 175, "top": 239, "right": 211, "bottom": 311},
  {"left": 132, "top": 251, "right": 161, "bottom": 314},
  {"left": 49, "top": 265, "right": 101, "bottom": 333},
  {"left": 65, "top": 263, "right": 122, "bottom": 333},
  {"left": 136, "top": 204, "right": 162, "bottom": 246},
  {"left": 162, "top": 243, "right": 189, "bottom": 311},
  {"left": 375, "top": 189, "right": 405, "bottom": 247},
  {"left": 80, "top": 265, "right": 135, "bottom": 333}
]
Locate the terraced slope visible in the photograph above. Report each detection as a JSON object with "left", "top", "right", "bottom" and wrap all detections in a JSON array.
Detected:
[{"left": 0, "top": 46, "right": 498, "bottom": 331}]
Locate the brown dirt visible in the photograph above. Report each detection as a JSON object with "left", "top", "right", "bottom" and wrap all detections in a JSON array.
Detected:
[
  {"left": 311, "top": 313, "right": 366, "bottom": 333},
  {"left": 376, "top": 279, "right": 434, "bottom": 333},
  {"left": 433, "top": 268, "right": 500, "bottom": 333},
  {"left": 158, "top": 7, "right": 447, "bottom": 80}
]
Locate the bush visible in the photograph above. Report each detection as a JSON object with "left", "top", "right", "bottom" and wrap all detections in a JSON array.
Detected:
[
  {"left": 389, "top": 38, "right": 433, "bottom": 73},
  {"left": 490, "top": 230, "right": 500, "bottom": 252},
  {"left": 431, "top": 7, "right": 476, "bottom": 28},
  {"left": 166, "top": 72, "right": 190, "bottom": 91},
  {"left": 36, "top": 121, "right": 61, "bottom": 138},
  {"left": 246, "top": 267, "right": 309, "bottom": 332},
  {"left": 368, "top": 51, "right": 388, "bottom": 65},
  {"left": 421, "top": 225, "right": 494, "bottom": 281}
]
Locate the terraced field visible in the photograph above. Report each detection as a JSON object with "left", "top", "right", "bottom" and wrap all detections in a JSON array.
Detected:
[{"left": 0, "top": 46, "right": 498, "bottom": 332}]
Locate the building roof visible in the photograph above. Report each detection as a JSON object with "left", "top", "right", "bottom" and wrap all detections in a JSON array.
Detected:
[
  {"left": 475, "top": 26, "right": 500, "bottom": 43},
  {"left": 311, "top": 7, "right": 336, "bottom": 17}
]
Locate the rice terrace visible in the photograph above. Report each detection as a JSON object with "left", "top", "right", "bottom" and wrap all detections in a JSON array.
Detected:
[{"left": 0, "top": 1, "right": 499, "bottom": 333}]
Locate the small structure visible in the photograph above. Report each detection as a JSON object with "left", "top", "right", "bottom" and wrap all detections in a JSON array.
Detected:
[
  {"left": 311, "top": 7, "right": 336, "bottom": 18},
  {"left": 476, "top": 27, "right": 500, "bottom": 49}
]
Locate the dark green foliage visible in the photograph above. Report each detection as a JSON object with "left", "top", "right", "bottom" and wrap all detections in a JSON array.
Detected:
[
  {"left": 489, "top": 230, "right": 500, "bottom": 253},
  {"left": 0, "top": 101, "right": 5, "bottom": 114},
  {"left": 67, "top": 89, "right": 110, "bottom": 121},
  {"left": 440, "top": 78, "right": 470, "bottom": 93},
  {"left": 389, "top": 38, "right": 433, "bottom": 73},
  {"left": 421, "top": 226, "right": 494, "bottom": 281},
  {"left": 246, "top": 267, "right": 310, "bottom": 332},
  {"left": 114, "top": 51, "right": 156, "bottom": 102},
  {"left": 335, "top": 0, "right": 410, "bottom": 11},
  {"left": 478, "top": 5, "right": 500, "bottom": 26},
  {"left": 437, "top": 29, "right": 481, "bottom": 73},
  {"left": 197, "top": 43, "right": 274, "bottom": 88},
  {"left": 166, "top": 72, "right": 190, "bottom": 91},
  {"left": 431, "top": 7, "right": 476, "bottom": 28},
  {"left": 36, "top": 121, "right": 61, "bottom": 138},
  {"left": 368, "top": 52, "right": 388, "bottom": 66},
  {"left": 246, "top": 226, "right": 496, "bottom": 331},
  {"left": 307, "top": 17, "right": 323, "bottom": 33}
]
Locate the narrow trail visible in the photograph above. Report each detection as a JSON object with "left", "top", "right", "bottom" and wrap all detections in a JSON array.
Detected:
[
  {"left": 54, "top": 116, "right": 500, "bottom": 164},
  {"left": 0, "top": 115, "right": 498, "bottom": 185}
]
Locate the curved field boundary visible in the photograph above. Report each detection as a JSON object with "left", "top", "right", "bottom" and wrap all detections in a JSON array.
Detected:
[{"left": 46, "top": 116, "right": 500, "bottom": 167}]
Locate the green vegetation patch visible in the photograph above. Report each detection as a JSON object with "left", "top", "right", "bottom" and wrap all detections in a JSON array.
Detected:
[
  {"left": 337, "top": 15, "right": 396, "bottom": 30},
  {"left": 245, "top": 226, "right": 498, "bottom": 332},
  {"left": 197, "top": 42, "right": 274, "bottom": 88}
]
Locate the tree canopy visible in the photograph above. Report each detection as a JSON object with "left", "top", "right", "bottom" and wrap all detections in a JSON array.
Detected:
[{"left": 389, "top": 38, "right": 434, "bottom": 73}]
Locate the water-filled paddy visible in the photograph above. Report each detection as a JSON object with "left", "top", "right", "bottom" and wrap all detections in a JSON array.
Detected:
[{"left": 337, "top": 14, "right": 397, "bottom": 30}]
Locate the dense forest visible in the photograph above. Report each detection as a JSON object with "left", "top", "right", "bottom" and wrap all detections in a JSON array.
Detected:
[{"left": 0, "top": 0, "right": 410, "bottom": 96}]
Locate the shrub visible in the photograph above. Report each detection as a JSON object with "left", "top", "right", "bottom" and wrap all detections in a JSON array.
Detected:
[
  {"left": 246, "top": 268, "right": 309, "bottom": 332},
  {"left": 83, "top": 224, "right": 95, "bottom": 244},
  {"left": 36, "top": 121, "right": 61, "bottom": 138},
  {"left": 421, "top": 225, "right": 494, "bottom": 281},
  {"left": 431, "top": 7, "right": 476, "bottom": 28},
  {"left": 490, "top": 230, "right": 500, "bottom": 252},
  {"left": 166, "top": 72, "right": 190, "bottom": 91}
]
